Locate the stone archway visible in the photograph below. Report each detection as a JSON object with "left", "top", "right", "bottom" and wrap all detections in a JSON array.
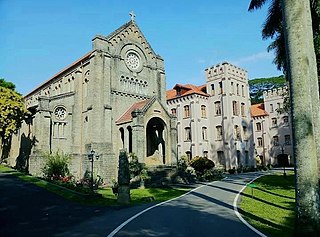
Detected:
[{"left": 146, "top": 117, "right": 166, "bottom": 164}]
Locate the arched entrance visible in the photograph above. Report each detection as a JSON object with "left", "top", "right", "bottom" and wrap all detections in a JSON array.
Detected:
[{"left": 146, "top": 117, "right": 166, "bottom": 164}]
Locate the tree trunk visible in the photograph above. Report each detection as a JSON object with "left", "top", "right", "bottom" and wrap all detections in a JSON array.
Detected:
[{"left": 281, "top": 0, "right": 320, "bottom": 235}]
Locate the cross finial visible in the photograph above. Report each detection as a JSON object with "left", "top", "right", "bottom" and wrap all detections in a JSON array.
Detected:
[{"left": 129, "top": 11, "right": 136, "bottom": 21}]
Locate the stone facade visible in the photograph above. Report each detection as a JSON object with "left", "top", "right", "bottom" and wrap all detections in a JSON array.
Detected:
[
  {"left": 8, "top": 19, "right": 177, "bottom": 183},
  {"left": 167, "top": 62, "right": 255, "bottom": 170},
  {"left": 251, "top": 87, "right": 293, "bottom": 165}
]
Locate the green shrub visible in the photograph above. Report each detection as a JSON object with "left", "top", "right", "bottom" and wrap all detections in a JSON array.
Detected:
[
  {"left": 129, "top": 153, "right": 145, "bottom": 178},
  {"left": 228, "top": 167, "right": 236, "bottom": 174},
  {"left": 189, "top": 156, "right": 215, "bottom": 175},
  {"left": 42, "top": 151, "right": 70, "bottom": 180},
  {"left": 200, "top": 168, "right": 224, "bottom": 181}
]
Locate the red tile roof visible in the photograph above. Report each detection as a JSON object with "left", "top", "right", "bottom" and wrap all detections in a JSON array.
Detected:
[
  {"left": 251, "top": 103, "right": 268, "bottom": 117},
  {"left": 166, "top": 84, "right": 208, "bottom": 100},
  {"left": 116, "top": 99, "right": 149, "bottom": 124}
]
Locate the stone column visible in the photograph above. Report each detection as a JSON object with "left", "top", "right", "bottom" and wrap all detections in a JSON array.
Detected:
[{"left": 117, "top": 149, "right": 130, "bottom": 204}]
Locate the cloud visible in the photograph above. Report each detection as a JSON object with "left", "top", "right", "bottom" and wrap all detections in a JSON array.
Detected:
[{"left": 231, "top": 51, "right": 273, "bottom": 65}]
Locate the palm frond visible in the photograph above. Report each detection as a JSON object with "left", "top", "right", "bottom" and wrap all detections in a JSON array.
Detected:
[{"left": 248, "top": 0, "right": 269, "bottom": 11}]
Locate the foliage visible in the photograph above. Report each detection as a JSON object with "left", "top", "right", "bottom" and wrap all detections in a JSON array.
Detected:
[
  {"left": 129, "top": 153, "right": 144, "bottom": 178},
  {"left": 248, "top": 0, "right": 319, "bottom": 76},
  {"left": 1, "top": 164, "right": 191, "bottom": 206},
  {"left": 249, "top": 75, "right": 287, "bottom": 105},
  {"left": 0, "top": 78, "right": 16, "bottom": 91},
  {"left": 240, "top": 172, "right": 295, "bottom": 237},
  {"left": 200, "top": 167, "right": 224, "bottom": 181},
  {"left": 189, "top": 156, "right": 215, "bottom": 175},
  {"left": 42, "top": 151, "right": 70, "bottom": 180},
  {"left": 0, "top": 86, "right": 29, "bottom": 140}
]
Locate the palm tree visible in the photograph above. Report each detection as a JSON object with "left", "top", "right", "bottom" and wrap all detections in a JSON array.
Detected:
[
  {"left": 250, "top": 0, "right": 320, "bottom": 234},
  {"left": 248, "top": 0, "right": 319, "bottom": 76}
]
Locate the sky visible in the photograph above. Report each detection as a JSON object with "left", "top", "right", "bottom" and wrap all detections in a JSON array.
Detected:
[{"left": 0, "top": 0, "right": 282, "bottom": 95}]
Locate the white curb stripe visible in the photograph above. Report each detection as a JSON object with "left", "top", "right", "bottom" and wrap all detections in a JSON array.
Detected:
[
  {"left": 233, "top": 174, "right": 268, "bottom": 237},
  {"left": 106, "top": 183, "right": 211, "bottom": 237}
]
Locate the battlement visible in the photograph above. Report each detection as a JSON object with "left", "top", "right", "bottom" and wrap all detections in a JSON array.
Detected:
[
  {"left": 205, "top": 62, "right": 247, "bottom": 81},
  {"left": 263, "top": 86, "right": 288, "bottom": 100}
]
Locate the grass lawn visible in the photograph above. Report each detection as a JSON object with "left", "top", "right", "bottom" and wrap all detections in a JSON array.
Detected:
[
  {"left": 0, "top": 164, "right": 190, "bottom": 206},
  {"left": 240, "top": 172, "right": 295, "bottom": 237}
]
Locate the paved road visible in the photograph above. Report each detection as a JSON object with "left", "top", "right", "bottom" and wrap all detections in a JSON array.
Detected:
[
  {"left": 106, "top": 172, "right": 264, "bottom": 237},
  {"left": 1, "top": 170, "right": 266, "bottom": 237}
]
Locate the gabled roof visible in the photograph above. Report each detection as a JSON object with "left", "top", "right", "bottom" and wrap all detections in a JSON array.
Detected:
[
  {"left": 166, "top": 84, "right": 208, "bottom": 100},
  {"left": 97, "top": 20, "right": 161, "bottom": 60},
  {"left": 116, "top": 99, "right": 149, "bottom": 124},
  {"left": 251, "top": 103, "right": 268, "bottom": 117},
  {"left": 24, "top": 51, "right": 93, "bottom": 98}
]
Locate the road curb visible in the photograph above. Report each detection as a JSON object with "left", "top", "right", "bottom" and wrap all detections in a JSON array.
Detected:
[{"left": 233, "top": 174, "right": 268, "bottom": 237}]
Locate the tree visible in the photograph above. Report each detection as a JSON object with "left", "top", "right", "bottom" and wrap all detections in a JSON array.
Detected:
[
  {"left": 281, "top": 0, "right": 320, "bottom": 234},
  {"left": 248, "top": 0, "right": 319, "bottom": 76},
  {"left": 0, "top": 82, "right": 29, "bottom": 162},
  {"left": 0, "top": 78, "right": 16, "bottom": 91}
]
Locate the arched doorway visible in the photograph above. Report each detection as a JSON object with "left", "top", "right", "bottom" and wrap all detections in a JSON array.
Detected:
[{"left": 146, "top": 117, "right": 166, "bottom": 164}]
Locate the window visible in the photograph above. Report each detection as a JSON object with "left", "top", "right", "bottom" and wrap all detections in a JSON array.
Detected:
[
  {"left": 243, "top": 126, "right": 248, "bottom": 140},
  {"left": 185, "top": 127, "right": 191, "bottom": 141},
  {"left": 219, "top": 81, "right": 223, "bottom": 94},
  {"left": 236, "top": 84, "right": 239, "bottom": 95},
  {"left": 186, "top": 151, "right": 192, "bottom": 161},
  {"left": 241, "top": 103, "right": 245, "bottom": 116},
  {"left": 285, "top": 135, "right": 291, "bottom": 145},
  {"left": 256, "top": 122, "right": 262, "bottom": 131},
  {"left": 203, "top": 151, "right": 208, "bottom": 158},
  {"left": 272, "top": 118, "right": 277, "bottom": 126},
  {"left": 53, "top": 122, "right": 66, "bottom": 139},
  {"left": 184, "top": 105, "right": 190, "bottom": 118},
  {"left": 283, "top": 116, "right": 289, "bottom": 124},
  {"left": 273, "top": 136, "right": 279, "bottom": 146},
  {"left": 257, "top": 137, "right": 263, "bottom": 147},
  {"left": 217, "top": 151, "right": 225, "bottom": 168},
  {"left": 270, "top": 104, "right": 274, "bottom": 113},
  {"left": 54, "top": 106, "right": 67, "bottom": 120},
  {"left": 277, "top": 102, "right": 281, "bottom": 109},
  {"left": 241, "top": 85, "right": 245, "bottom": 97},
  {"left": 201, "top": 105, "right": 206, "bottom": 118},
  {"left": 232, "top": 101, "right": 239, "bottom": 116},
  {"left": 215, "top": 101, "right": 221, "bottom": 115},
  {"left": 234, "top": 125, "right": 241, "bottom": 140},
  {"left": 202, "top": 127, "right": 207, "bottom": 140},
  {"left": 216, "top": 126, "right": 223, "bottom": 140},
  {"left": 231, "top": 82, "right": 234, "bottom": 94},
  {"left": 171, "top": 108, "right": 177, "bottom": 116},
  {"left": 211, "top": 84, "right": 215, "bottom": 96}
]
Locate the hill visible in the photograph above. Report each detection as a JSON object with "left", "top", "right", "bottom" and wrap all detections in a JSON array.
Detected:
[{"left": 249, "top": 75, "right": 287, "bottom": 104}]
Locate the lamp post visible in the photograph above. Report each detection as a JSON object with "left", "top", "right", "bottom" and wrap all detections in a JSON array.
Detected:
[{"left": 88, "top": 149, "right": 99, "bottom": 192}]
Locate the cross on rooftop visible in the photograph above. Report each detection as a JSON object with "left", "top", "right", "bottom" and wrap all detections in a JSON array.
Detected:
[{"left": 130, "top": 11, "right": 136, "bottom": 21}]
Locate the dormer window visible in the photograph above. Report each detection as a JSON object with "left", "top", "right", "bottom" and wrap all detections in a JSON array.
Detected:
[{"left": 176, "top": 88, "right": 181, "bottom": 96}]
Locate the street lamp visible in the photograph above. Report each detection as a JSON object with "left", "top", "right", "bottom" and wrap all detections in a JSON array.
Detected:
[{"left": 88, "top": 149, "right": 99, "bottom": 192}]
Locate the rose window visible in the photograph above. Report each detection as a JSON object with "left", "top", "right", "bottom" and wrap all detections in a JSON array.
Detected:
[
  {"left": 126, "top": 52, "right": 140, "bottom": 70},
  {"left": 54, "top": 107, "right": 67, "bottom": 120}
]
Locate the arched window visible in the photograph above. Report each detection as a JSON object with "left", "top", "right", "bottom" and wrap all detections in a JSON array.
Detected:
[
  {"left": 185, "top": 127, "right": 191, "bottom": 141},
  {"left": 201, "top": 105, "right": 206, "bottom": 118},
  {"left": 215, "top": 101, "right": 221, "bottom": 115},
  {"left": 256, "top": 122, "right": 262, "bottom": 131},
  {"left": 216, "top": 126, "right": 222, "bottom": 140},
  {"left": 202, "top": 127, "right": 207, "bottom": 140},
  {"left": 184, "top": 105, "right": 190, "bottom": 118}
]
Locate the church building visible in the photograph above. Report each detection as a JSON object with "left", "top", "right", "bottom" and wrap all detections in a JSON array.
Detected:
[{"left": 10, "top": 15, "right": 177, "bottom": 182}]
